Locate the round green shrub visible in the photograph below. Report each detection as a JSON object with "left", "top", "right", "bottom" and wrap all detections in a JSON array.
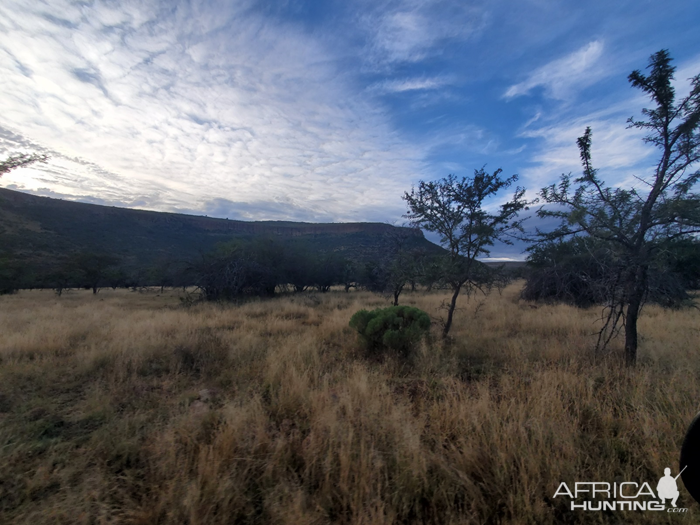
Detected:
[{"left": 349, "top": 305, "right": 431, "bottom": 357}]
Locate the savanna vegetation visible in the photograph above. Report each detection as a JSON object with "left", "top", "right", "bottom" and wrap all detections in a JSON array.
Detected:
[
  {"left": 0, "top": 186, "right": 442, "bottom": 297},
  {"left": 0, "top": 48, "right": 699, "bottom": 524},
  {"left": 0, "top": 285, "right": 698, "bottom": 524}
]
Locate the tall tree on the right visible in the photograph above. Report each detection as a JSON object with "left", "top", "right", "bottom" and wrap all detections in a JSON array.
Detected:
[{"left": 538, "top": 50, "right": 700, "bottom": 366}]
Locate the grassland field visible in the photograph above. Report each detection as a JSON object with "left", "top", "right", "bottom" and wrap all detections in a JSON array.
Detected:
[{"left": 0, "top": 283, "right": 699, "bottom": 524}]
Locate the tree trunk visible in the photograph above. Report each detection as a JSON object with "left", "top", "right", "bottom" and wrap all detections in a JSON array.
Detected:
[
  {"left": 624, "top": 308, "right": 638, "bottom": 366},
  {"left": 624, "top": 266, "right": 647, "bottom": 366},
  {"left": 393, "top": 284, "right": 404, "bottom": 306},
  {"left": 442, "top": 284, "right": 462, "bottom": 338}
]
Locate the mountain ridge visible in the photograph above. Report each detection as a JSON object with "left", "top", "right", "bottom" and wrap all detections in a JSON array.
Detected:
[
  {"left": 0, "top": 187, "right": 421, "bottom": 236},
  {"left": 0, "top": 187, "right": 439, "bottom": 274}
]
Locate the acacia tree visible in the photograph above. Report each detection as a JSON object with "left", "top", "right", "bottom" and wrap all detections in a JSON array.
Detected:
[
  {"left": 403, "top": 168, "right": 527, "bottom": 337},
  {"left": 72, "top": 252, "right": 121, "bottom": 294},
  {"left": 380, "top": 228, "right": 423, "bottom": 306},
  {"left": 537, "top": 50, "right": 700, "bottom": 366},
  {"left": 386, "top": 251, "right": 416, "bottom": 306},
  {"left": 0, "top": 153, "right": 48, "bottom": 176}
]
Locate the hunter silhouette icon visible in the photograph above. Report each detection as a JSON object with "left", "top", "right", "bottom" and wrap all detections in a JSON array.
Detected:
[{"left": 658, "top": 467, "right": 686, "bottom": 507}]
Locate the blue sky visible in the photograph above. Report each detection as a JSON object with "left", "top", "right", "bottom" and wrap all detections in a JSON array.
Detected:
[{"left": 1, "top": 0, "right": 699, "bottom": 259}]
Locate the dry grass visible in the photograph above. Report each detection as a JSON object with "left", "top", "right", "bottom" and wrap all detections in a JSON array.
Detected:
[{"left": 0, "top": 284, "right": 698, "bottom": 524}]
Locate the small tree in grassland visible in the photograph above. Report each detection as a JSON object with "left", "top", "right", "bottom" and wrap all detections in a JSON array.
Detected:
[
  {"left": 403, "top": 168, "right": 528, "bottom": 337},
  {"left": 537, "top": 50, "right": 700, "bottom": 366},
  {"left": 72, "top": 252, "right": 121, "bottom": 294},
  {"left": 382, "top": 228, "right": 424, "bottom": 306}
]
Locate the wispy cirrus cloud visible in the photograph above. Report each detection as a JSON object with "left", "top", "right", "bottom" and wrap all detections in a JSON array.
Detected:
[
  {"left": 504, "top": 40, "right": 608, "bottom": 100},
  {"left": 0, "top": 0, "right": 431, "bottom": 222},
  {"left": 357, "top": 0, "right": 489, "bottom": 69},
  {"left": 515, "top": 52, "right": 700, "bottom": 193},
  {"left": 369, "top": 76, "right": 452, "bottom": 94},
  {"left": 518, "top": 105, "right": 655, "bottom": 201}
]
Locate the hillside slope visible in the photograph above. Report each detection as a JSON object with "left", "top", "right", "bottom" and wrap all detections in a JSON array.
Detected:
[{"left": 0, "top": 188, "right": 441, "bottom": 272}]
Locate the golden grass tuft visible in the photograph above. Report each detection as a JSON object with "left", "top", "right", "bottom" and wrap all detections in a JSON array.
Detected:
[{"left": 0, "top": 284, "right": 698, "bottom": 523}]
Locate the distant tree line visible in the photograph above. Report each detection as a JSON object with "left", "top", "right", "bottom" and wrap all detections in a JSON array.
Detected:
[
  {"left": 1, "top": 235, "right": 506, "bottom": 302},
  {"left": 522, "top": 236, "right": 700, "bottom": 308},
  {"left": 187, "top": 235, "right": 497, "bottom": 302}
]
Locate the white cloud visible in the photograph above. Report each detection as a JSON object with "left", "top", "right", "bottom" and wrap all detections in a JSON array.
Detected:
[
  {"left": 504, "top": 40, "right": 607, "bottom": 100},
  {"left": 515, "top": 50, "right": 700, "bottom": 204},
  {"left": 519, "top": 114, "right": 655, "bottom": 195},
  {"left": 673, "top": 55, "right": 700, "bottom": 100},
  {"left": 0, "top": 0, "right": 431, "bottom": 222},
  {"left": 359, "top": 0, "right": 489, "bottom": 69},
  {"left": 370, "top": 76, "right": 451, "bottom": 94}
]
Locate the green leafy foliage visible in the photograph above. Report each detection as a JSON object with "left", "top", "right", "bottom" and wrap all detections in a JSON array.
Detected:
[
  {"left": 71, "top": 252, "right": 121, "bottom": 294},
  {"left": 0, "top": 258, "right": 24, "bottom": 295},
  {"left": 349, "top": 305, "right": 430, "bottom": 357}
]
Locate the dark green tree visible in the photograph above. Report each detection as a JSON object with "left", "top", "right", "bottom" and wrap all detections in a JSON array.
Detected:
[
  {"left": 358, "top": 230, "right": 422, "bottom": 304},
  {"left": 340, "top": 260, "right": 359, "bottom": 293},
  {"left": 283, "top": 242, "right": 317, "bottom": 292},
  {"left": 416, "top": 253, "right": 445, "bottom": 291},
  {"left": 44, "top": 263, "right": 79, "bottom": 296},
  {"left": 666, "top": 237, "right": 700, "bottom": 290},
  {"left": 403, "top": 168, "right": 527, "bottom": 337},
  {"left": 72, "top": 252, "right": 120, "bottom": 294},
  {"left": 537, "top": 50, "right": 700, "bottom": 365},
  {"left": 193, "top": 238, "right": 285, "bottom": 300},
  {"left": 383, "top": 229, "right": 425, "bottom": 306},
  {"left": 522, "top": 237, "right": 691, "bottom": 313},
  {"left": 360, "top": 259, "right": 390, "bottom": 293},
  {"left": 0, "top": 258, "right": 25, "bottom": 295},
  {"left": 313, "top": 252, "right": 346, "bottom": 293},
  {"left": 147, "top": 258, "right": 180, "bottom": 292}
]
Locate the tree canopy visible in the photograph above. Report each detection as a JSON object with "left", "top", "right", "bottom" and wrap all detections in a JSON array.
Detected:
[
  {"left": 403, "top": 168, "right": 527, "bottom": 336},
  {"left": 536, "top": 49, "right": 700, "bottom": 365}
]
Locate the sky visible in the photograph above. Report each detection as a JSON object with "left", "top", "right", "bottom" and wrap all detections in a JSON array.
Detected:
[{"left": 1, "top": 0, "right": 699, "bottom": 259}]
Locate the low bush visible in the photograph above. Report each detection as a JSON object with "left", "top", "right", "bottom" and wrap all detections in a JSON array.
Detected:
[{"left": 349, "top": 305, "right": 430, "bottom": 357}]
